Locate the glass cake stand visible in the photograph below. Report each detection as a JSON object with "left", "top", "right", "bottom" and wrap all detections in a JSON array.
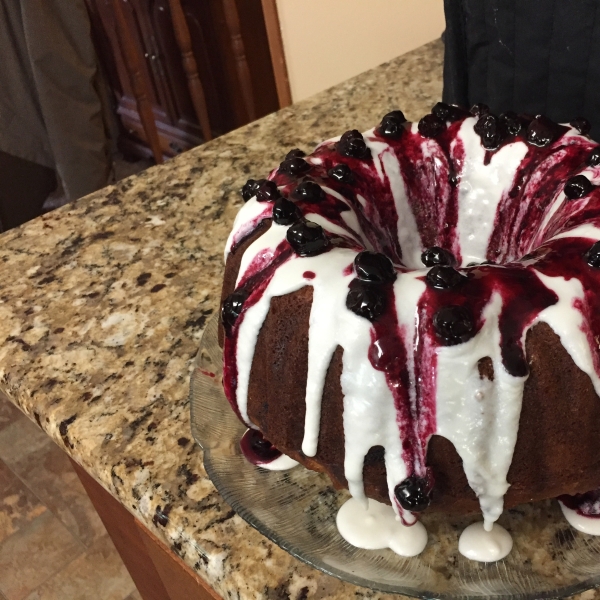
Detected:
[{"left": 190, "top": 314, "right": 600, "bottom": 599}]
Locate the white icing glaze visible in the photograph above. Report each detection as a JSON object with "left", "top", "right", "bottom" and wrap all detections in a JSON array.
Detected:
[
  {"left": 435, "top": 293, "right": 525, "bottom": 528},
  {"left": 559, "top": 500, "right": 600, "bottom": 535},
  {"left": 258, "top": 453, "right": 300, "bottom": 471},
  {"left": 225, "top": 115, "right": 600, "bottom": 560},
  {"left": 458, "top": 521, "right": 513, "bottom": 562},
  {"left": 454, "top": 119, "right": 529, "bottom": 265},
  {"left": 535, "top": 272, "right": 600, "bottom": 397},
  {"left": 336, "top": 497, "right": 427, "bottom": 557}
]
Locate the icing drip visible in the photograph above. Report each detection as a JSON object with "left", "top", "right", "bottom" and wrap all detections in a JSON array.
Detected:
[
  {"left": 223, "top": 111, "right": 600, "bottom": 548},
  {"left": 458, "top": 521, "right": 513, "bottom": 562},
  {"left": 336, "top": 497, "right": 428, "bottom": 557}
]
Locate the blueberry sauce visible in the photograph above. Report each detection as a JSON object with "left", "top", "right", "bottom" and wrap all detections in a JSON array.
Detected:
[
  {"left": 365, "top": 281, "right": 436, "bottom": 522},
  {"left": 376, "top": 118, "right": 465, "bottom": 259},
  {"left": 559, "top": 489, "right": 600, "bottom": 518},
  {"left": 487, "top": 136, "right": 594, "bottom": 263},
  {"left": 240, "top": 428, "right": 282, "bottom": 465},
  {"left": 419, "top": 264, "right": 559, "bottom": 376}
]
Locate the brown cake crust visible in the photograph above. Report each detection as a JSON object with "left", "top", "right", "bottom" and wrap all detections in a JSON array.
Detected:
[{"left": 221, "top": 219, "right": 600, "bottom": 514}]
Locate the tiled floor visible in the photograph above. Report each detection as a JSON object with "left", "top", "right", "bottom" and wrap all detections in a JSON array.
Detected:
[{"left": 0, "top": 394, "right": 140, "bottom": 600}]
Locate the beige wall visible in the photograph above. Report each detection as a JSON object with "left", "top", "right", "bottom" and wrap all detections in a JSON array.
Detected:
[{"left": 276, "top": 0, "right": 445, "bottom": 102}]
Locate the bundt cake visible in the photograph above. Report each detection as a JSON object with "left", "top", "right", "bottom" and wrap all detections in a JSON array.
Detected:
[{"left": 219, "top": 104, "right": 600, "bottom": 554}]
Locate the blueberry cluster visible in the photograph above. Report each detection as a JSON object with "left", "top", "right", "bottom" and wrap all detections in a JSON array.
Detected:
[
  {"left": 426, "top": 265, "right": 466, "bottom": 290},
  {"left": 432, "top": 102, "right": 468, "bottom": 122},
  {"left": 526, "top": 115, "right": 560, "bottom": 147},
  {"left": 241, "top": 178, "right": 285, "bottom": 202},
  {"left": 286, "top": 221, "right": 330, "bottom": 257},
  {"left": 473, "top": 111, "right": 524, "bottom": 150},
  {"left": 570, "top": 117, "right": 591, "bottom": 136},
  {"left": 272, "top": 197, "right": 301, "bottom": 225},
  {"left": 337, "top": 130, "right": 371, "bottom": 159},
  {"left": 279, "top": 148, "right": 310, "bottom": 177},
  {"left": 470, "top": 103, "right": 489, "bottom": 117},
  {"left": 418, "top": 113, "right": 446, "bottom": 138},
  {"left": 291, "top": 181, "right": 326, "bottom": 203},
  {"left": 327, "top": 163, "right": 354, "bottom": 184},
  {"left": 433, "top": 305, "right": 475, "bottom": 345},
  {"left": 378, "top": 110, "right": 407, "bottom": 139},
  {"left": 241, "top": 179, "right": 261, "bottom": 202},
  {"left": 346, "top": 251, "right": 396, "bottom": 321},
  {"left": 417, "top": 103, "right": 471, "bottom": 139}
]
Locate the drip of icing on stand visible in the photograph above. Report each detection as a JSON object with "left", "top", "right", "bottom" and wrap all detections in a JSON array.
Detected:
[
  {"left": 458, "top": 522, "right": 513, "bottom": 562},
  {"left": 336, "top": 497, "right": 427, "bottom": 557}
]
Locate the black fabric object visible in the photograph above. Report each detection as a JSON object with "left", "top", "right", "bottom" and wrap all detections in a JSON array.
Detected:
[
  {"left": 0, "top": 152, "right": 56, "bottom": 230},
  {"left": 443, "top": 0, "right": 600, "bottom": 140}
]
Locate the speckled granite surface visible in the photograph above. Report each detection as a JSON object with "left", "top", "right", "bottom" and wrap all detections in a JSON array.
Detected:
[{"left": 0, "top": 38, "right": 596, "bottom": 600}]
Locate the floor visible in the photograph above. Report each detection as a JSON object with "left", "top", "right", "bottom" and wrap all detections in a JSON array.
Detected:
[{"left": 0, "top": 393, "right": 141, "bottom": 600}]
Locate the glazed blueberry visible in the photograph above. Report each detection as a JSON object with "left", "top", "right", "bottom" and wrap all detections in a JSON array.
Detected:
[
  {"left": 272, "top": 197, "right": 302, "bottom": 225},
  {"left": 394, "top": 476, "right": 432, "bottom": 513},
  {"left": 499, "top": 111, "right": 523, "bottom": 136},
  {"left": 474, "top": 114, "right": 504, "bottom": 149},
  {"left": 346, "top": 279, "right": 386, "bottom": 322},
  {"left": 470, "top": 103, "right": 489, "bottom": 117},
  {"left": 241, "top": 179, "right": 261, "bottom": 202},
  {"left": 570, "top": 117, "right": 591, "bottom": 136},
  {"left": 286, "top": 221, "right": 330, "bottom": 256},
  {"left": 379, "top": 110, "right": 407, "bottom": 139},
  {"left": 328, "top": 164, "right": 354, "bottom": 184},
  {"left": 418, "top": 114, "right": 446, "bottom": 138},
  {"left": 585, "top": 241, "right": 600, "bottom": 268},
  {"left": 588, "top": 148, "right": 600, "bottom": 167},
  {"left": 337, "top": 130, "right": 371, "bottom": 159},
  {"left": 426, "top": 265, "right": 466, "bottom": 289},
  {"left": 432, "top": 102, "right": 451, "bottom": 120},
  {"left": 279, "top": 156, "right": 310, "bottom": 176},
  {"left": 222, "top": 290, "right": 249, "bottom": 330},
  {"left": 526, "top": 115, "right": 558, "bottom": 147},
  {"left": 354, "top": 251, "right": 396, "bottom": 283},
  {"left": 432, "top": 102, "right": 467, "bottom": 122},
  {"left": 421, "top": 246, "right": 456, "bottom": 267},
  {"left": 564, "top": 174, "right": 594, "bottom": 200},
  {"left": 285, "top": 148, "right": 306, "bottom": 160},
  {"left": 256, "top": 179, "right": 281, "bottom": 201},
  {"left": 291, "top": 181, "right": 326, "bottom": 203},
  {"left": 433, "top": 305, "right": 475, "bottom": 345}
]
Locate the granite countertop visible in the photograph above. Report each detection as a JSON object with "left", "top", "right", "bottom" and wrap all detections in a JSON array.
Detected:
[{"left": 0, "top": 38, "right": 595, "bottom": 600}]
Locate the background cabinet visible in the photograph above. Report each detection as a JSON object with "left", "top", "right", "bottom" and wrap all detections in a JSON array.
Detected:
[{"left": 86, "top": 0, "right": 281, "bottom": 159}]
